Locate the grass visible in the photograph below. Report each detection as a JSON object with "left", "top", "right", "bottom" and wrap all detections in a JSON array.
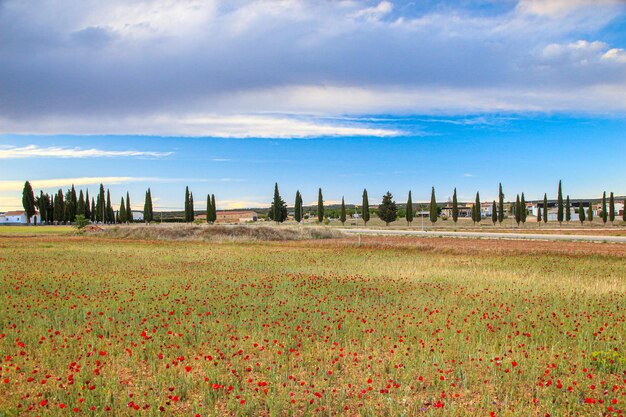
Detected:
[
  {"left": 0, "top": 225, "right": 75, "bottom": 236},
  {"left": 0, "top": 235, "right": 624, "bottom": 416},
  {"left": 100, "top": 224, "right": 345, "bottom": 241}
]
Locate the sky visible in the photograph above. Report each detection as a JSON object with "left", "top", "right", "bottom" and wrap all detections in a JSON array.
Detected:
[{"left": 1, "top": 0, "right": 625, "bottom": 210}]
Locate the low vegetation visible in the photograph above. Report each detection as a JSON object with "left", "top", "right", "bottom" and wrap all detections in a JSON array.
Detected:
[
  {"left": 0, "top": 235, "right": 624, "bottom": 416},
  {"left": 99, "top": 224, "right": 345, "bottom": 242}
]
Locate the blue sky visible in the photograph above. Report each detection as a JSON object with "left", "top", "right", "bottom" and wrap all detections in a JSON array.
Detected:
[{"left": 1, "top": 0, "right": 625, "bottom": 210}]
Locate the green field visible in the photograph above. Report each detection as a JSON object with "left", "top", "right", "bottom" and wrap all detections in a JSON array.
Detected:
[
  {"left": 0, "top": 225, "right": 75, "bottom": 236},
  {"left": 0, "top": 234, "right": 624, "bottom": 416}
]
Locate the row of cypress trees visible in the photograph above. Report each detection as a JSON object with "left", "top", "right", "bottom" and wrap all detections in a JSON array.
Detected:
[
  {"left": 268, "top": 182, "right": 625, "bottom": 226},
  {"left": 21, "top": 181, "right": 157, "bottom": 224}
]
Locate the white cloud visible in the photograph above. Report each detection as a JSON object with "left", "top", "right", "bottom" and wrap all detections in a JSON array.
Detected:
[
  {"left": 0, "top": 114, "right": 402, "bottom": 138},
  {"left": 0, "top": 176, "right": 244, "bottom": 192},
  {"left": 0, "top": 145, "right": 172, "bottom": 159},
  {"left": 517, "top": 0, "right": 621, "bottom": 17},
  {"left": 0, "top": 177, "right": 143, "bottom": 192},
  {"left": 602, "top": 48, "right": 626, "bottom": 63},
  {"left": 351, "top": 1, "right": 393, "bottom": 21}
]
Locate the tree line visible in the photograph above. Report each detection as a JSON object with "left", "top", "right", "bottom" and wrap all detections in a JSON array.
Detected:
[
  {"left": 266, "top": 181, "right": 625, "bottom": 227},
  {"left": 20, "top": 180, "right": 625, "bottom": 226}
]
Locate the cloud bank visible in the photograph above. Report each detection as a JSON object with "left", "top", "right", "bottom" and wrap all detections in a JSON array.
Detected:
[
  {"left": 1, "top": 0, "right": 625, "bottom": 137},
  {"left": 0, "top": 145, "right": 173, "bottom": 159}
]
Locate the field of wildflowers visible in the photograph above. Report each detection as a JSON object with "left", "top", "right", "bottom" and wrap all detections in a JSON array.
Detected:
[{"left": 0, "top": 235, "right": 624, "bottom": 416}]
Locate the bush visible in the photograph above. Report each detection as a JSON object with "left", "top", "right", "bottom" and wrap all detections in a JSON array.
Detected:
[{"left": 74, "top": 215, "right": 89, "bottom": 229}]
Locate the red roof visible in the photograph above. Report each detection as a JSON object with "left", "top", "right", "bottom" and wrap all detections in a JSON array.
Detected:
[{"left": 3, "top": 210, "right": 39, "bottom": 216}]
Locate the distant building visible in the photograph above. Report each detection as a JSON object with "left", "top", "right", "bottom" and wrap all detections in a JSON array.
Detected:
[
  {"left": 0, "top": 210, "right": 40, "bottom": 225},
  {"left": 130, "top": 210, "right": 144, "bottom": 221},
  {"left": 215, "top": 211, "right": 258, "bottom": 223},
  {"left": 441, "top": 203, "right": 472, "bottom": 218}
]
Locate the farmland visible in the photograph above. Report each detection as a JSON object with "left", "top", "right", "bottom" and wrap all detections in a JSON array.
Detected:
[{"left": 0, "top": 233, "right": 625, "bottom": 416}]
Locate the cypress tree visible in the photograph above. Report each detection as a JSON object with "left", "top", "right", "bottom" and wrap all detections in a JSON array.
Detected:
[
  {"left": 22, "top": 181, "right": 36, "bottom": 224},
  {"left": 64, "top": 188, "right": 72, "bottom": 223},
  {"left": 55, "top": 189, "right": 64, "bottom": 224},
  {"left": 97, "top": 184, "right": 105, "bottom": 223},
  {"left": 609, "top": 192, "right": 615, "bottom": 224},
  {"left": 106, "top": 190, "right": 113, "bottom": 223},
  {"left": 623, "top": 198, "right": 626, "bottom": 223},
  {"left": 184, "top": 186, "right": 190, "bottom": 222},
  {"left": 206, "top": 194, "right": 212, "bottom": 223},
  {"left": 377, "top": 192, "right": 397, "bottom": 226},
  {"left": 471, "top": 203, "right": 476, "bottom": 224},
  {"left": 269, "top": 183, "right": 287, "bottom": 223},
  {"left": 498, "top": 183, "right": 504, "bottom": 224},
  {"left": 565, "top": 195, "right": 571, "bottom": 223},
  {"left": 362, "top": 189, "right": 370, "bottom": 225},
  {"left": 429, "top": 187, "right": 437, "bottom": 225},
  {"left": 317, "top": 188, "right": 324, "bottom": 223},
  {"left": 144, "top": 189, "right": 153, "bottom": 223},
  {"left": 587, "top": 201, "right": 594, "bottom": 223},
  {"left": 126, "top": 192, "right": 132, "bottom": 223},
  {"left": 210, "top": 194, "right": 216, "bottom": 222},
  {"left": 294, "top": 191, "right": 302, "bottom": 223},
  {"left": 579, "top": 202, "right": 586, "bottom": 224},
  {"left": 406, "top": 191, "right": 414, "bottom": 225},
  {"left": 543, "top": 193, "right": 548, "bottom": 224},
  {"left": 557, "top": 180, "right": 564, "bottom": 225},
  {"left": 520, "top": 193, "right": 527, "bottom": 224},
  {"left": 340, "top": 197, "right": 346, "bottom": 225},
  {"left": 90, "top": 197, "right": 96, "bottom": 222},
  {"left": 475, "top": 191, "right": 481, "bottom": 223},
  {"left": 85, "top": 190, "right": 91, "bottom": 220},
  {"left": 77, "top": 190, "right": 85, "bottom": 219},
  {"left": 491, "top": 201, "right": 497, "bottom": 225},
  {"left": 119, "top": 197, "right": 126, "bottom": 223},
  {"left": 515, "top": 194, "right": 521, "bottom": 225},
  {"left": 71, "top": 185, "right": 78, "bottom": 222},
  {"left": 601, "top": 191, "right": 608, "bottom": 224},
  {"left": 189, "top": 193, "right": 194, "bottom": 222},
  {"left": 452, "top": 188, "right": 458, "bottom": 225}
]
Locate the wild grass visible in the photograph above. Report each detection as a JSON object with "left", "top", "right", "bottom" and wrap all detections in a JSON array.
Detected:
[
  {"left": 0, "top": 236, "right": 624, "bottom": 416},
  {"left": 99, "top": 224, "right": 345, "bottom": 242}
]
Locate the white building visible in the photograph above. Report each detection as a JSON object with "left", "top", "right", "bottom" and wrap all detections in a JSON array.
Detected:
[{"left": 0, "top": 210, "right": 40, "bottom": 225}]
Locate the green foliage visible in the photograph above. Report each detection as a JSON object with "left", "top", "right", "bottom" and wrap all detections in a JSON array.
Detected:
[
  {"left": 609, "top": 192, "right": 615, "bottom": 223},
  {"left": 126, "top": 192, "right": 132, "bottom": 224},
  {"left": 452, "top": 188, "right": 458, "bottom": 224},
  {"left": 520, "top": 193, "right": 527, "bottom": 224},
  {"left": 269, "top": 183, "right": 288, "bottom": 223},
  {"left": 491, "top": 201, "right": 497, "bottom": 224},
  {"left": 429, "top": 187, "right": 437, "bottom": 224},
  {"left": 185, "top": 186, "right": 191, "bottom": 222},
  {"left": 565, "top": 195, "right": 571, "bottom": 222},
  {"left": 543, "top": 193, "right": 548, "bottom": 224},
  {"left": 515, "top": 195, "right": 521, "bottom": 225},
  {"left": 340, "top": 197, "right": 347, "bottom": 225},
  {"left": 74, "top": 214, "right": 89, "bottom": 229},
  {"left": 557, "top": 180, "right": 564, "bottom": 224},
  {"left": 77, "top": 190, "right": 85, "bottom": 219},
  {"left": 119, "top": 197, "right": 126, "bottom": 223},
  {"left": 294, "top": 191, "right": 303, "bottom": 223},
  {"left": 473, "top": 191, "right": 481, "bottom": 224},
  {"left": 362, "top": 189, "right": 370, "bottom": 225},
  {"left": 22, "top": 181, "right": 36, "bottom": 224},
  {"left": 601, "top": 191, "right": 607, "bottom": 224},
  {"left": 406, "top": 191, "right": 413, "bottom": 225},
  {"left": 587, "top": 201, "right": 594, "bottom": 222},
  {"left": 498, "top": 183, "right": 504, "bottom": 224},
  {"left": 579, "top": 202, "right": 586, "bottom": 224},
  {"left": 317, "top": 188, "right": 324, "bottom": 223},
  {"left": 144, "top": 188, "right": 154, "bottom": 223},
  {"left": 377, "top": 191, "right": 397, "bottom": 226}
]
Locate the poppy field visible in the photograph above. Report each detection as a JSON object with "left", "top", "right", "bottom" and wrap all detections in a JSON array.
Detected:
[{"left": 0, "top": 235, "right": 625, "bottom": 416}]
